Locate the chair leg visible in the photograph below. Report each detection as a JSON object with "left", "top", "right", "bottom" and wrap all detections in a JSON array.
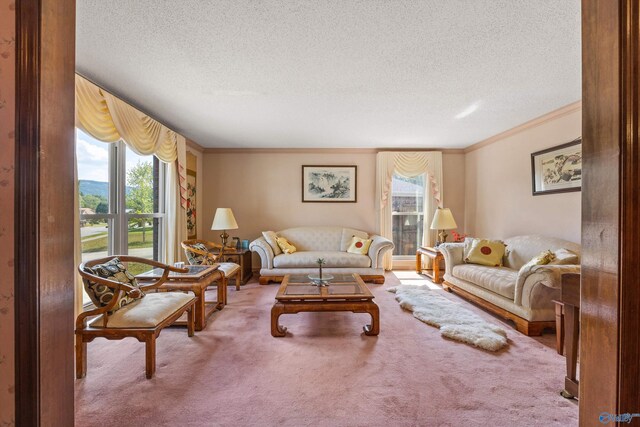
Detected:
[
  {"left": 75, "top": 333, "right": 87, "bottom": 379},
  {"left": 145, "top": 334, "right": 156, "bottom": 379},
  {"left": 187, "top": 305, "right": 195, "bottom": 337},
  {"left": 235, "top": 272, "right": 240, "bottom": 291}
]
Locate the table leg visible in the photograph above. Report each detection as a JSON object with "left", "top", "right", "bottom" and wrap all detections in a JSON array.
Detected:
[
  {"left": 433, "top": 257, "right": 442, "bottom": 284},
  {"left": 416, "top": 251, "right": 422, "bottom": 273},
  {"left": 271, "top": 303, "right": 287, "bottom": 337},
  {"left": 554, "top": 302, "right": 564, "bottom": 355},
  {"left": 193, "top": 287, "right": 205, "bottom": 331},
  {"left": 562, "top": 304, "right": 580, "bottom": 398},
  {"left": 363, "top": 302, "right": 380, "bottom": 336}
]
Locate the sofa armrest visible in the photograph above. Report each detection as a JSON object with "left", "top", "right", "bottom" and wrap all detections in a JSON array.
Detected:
[
  {"left": 250, "top": 237, "right": 274, "bottom": 269},
  {"left": 515, "top": 264, "right": 581, "bottom": 308},
  {"left": 438, "top": 242, "right": 465, "bottom": 277},
  {"left": 368, "top": 235, "right": 394, "bottom": 269}
]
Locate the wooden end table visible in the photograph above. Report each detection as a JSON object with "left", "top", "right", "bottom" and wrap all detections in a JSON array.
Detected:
[
  {"left": 416, "top": 246, "right": 444, "bottom": 283},
  {"left": 137, "top": 265, "right": 226, "bottom": 331},
  {"left": 216, "top": 248, "right": 253, "bottom": 285},
  {"left": 271, "top": 273, "right": 379, "bottom": 337}
]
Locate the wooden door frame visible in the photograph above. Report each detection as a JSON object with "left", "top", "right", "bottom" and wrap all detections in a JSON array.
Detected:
[
  {"left": 581, "top": 0, "right": 640, "bottom": 424},
  {"left": 14, "top": 0, "right": 76, "bottom": 425}
]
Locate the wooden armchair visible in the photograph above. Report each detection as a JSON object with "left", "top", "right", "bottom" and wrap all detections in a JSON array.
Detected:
[
  {"left": 76, "top": 256, "right": 197, "bottom": 379},
  {"left": 181, "top": 239, "right": 241, "bottom": 292}
]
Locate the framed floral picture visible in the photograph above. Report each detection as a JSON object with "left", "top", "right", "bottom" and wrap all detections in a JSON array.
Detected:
[
  {"left": 186, "top": 169, "right": 197, "bottom": 238},
  {"left": 302, "top": 165, "right": 357, "bottom": 202},
  {"left": 531, "top": 138, "right": 582, "bottom": 196}
]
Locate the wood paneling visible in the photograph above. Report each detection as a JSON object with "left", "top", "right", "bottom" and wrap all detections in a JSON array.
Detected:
[
  {"left": 581, "top": 0, "right": 640, "bottom": 422},
  {"left": 15, "top": 0, "right": 75, "bottom": 424}
]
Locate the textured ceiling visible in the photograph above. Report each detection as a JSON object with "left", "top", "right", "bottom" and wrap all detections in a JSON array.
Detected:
[{"left": 76, "top": 1, "right": 581, "bottom": 149}]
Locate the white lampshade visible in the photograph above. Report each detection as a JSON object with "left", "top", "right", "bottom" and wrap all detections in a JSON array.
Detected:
[
  {"left": 430, "top": 208, "right": 457, "bottom": 230},
  {"left": 211, "top": 208, "right": 238, "bottom": 230}
]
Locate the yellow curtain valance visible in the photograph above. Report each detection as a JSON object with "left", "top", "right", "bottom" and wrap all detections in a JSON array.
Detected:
[
  {"left": 75, "top": 74, "right": 187, "bottom": 208},
  {"left": 75, "top": 74, "right": 178, "bottom": 163}
]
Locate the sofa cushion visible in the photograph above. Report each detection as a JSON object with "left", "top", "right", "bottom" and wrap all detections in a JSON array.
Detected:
[
  {"left": 276, "top": 237, "right": 297, "bottom": 254},
  {"left": 83, "top": 257, "right": 144, "bottom": 313},
  {"left": 273, "top": 251, "right": 371, "bottom": 268},
  {"left": 549, "top": 248, "right": 579, "bottom": 265},
  {"left": 503, "top": 235, "right": 581, "bottom": 270},
  {"left": 91, "top": 292, "right": 194, "bottom": 328},
  {"left": 346, "top": 236, "right": 372, "bottom": 254},
  {"left": 277, "top": 227, "right": 343, "bottom": 251},
  {"left": 340, "top": 228, "right": 369, "bottom": 251},
  {"left": 465, "top": 239, "right": 506, "bottom": 267},
  {"left": 184, "top": 242, "right": 213, "bottom": 265},
  {"left": 262, "top": 231, "right": 282, "bottom": 255},
  {"left": 451, "top": 264, "right": 517, "bottom": 300}
]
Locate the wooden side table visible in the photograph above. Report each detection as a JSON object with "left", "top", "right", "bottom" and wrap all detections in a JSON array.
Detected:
[
  {"left": 416, "top": 246, "right": 444, "bottom": 284},
  {"left": 218, "top": 248, "right": 253, "bottom": 285}
]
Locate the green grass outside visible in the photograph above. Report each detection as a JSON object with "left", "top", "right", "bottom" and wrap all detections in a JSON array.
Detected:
[{"left": 81, "top": 227, "right": 155, "bottom": 253}]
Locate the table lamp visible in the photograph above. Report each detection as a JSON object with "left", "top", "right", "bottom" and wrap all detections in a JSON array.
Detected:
[
  {"left": 430, "top": 208, "right": 457, "bottom": 246},
  {"left": 211, "top": 208, "right": 238, "bottom": 248}
]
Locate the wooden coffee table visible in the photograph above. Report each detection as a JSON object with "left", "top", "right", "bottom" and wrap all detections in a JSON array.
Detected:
[{"left": 271, "top": 273, "right": 379, "bottom": 337}]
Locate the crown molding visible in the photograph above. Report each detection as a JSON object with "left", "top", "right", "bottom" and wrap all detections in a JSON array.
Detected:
[
  {"left": 201, "top": 147, "right": 464, "bottom": 154},
  {"left": 464, "top": 100, "right": 582, "bottom": 153},
  {"left": 186, "top": 138, "right": 205, "bottom": 153}
]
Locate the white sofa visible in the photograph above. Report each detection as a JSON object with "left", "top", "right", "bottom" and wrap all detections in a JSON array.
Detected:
[
  {"left": 438, "top": 235, "right": 580, "bottom": 336},
  {"left": 250, "top": 226, "right": 394, "bottom": 285}
]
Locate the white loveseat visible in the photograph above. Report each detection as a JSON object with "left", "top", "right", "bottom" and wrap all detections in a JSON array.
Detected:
[
  {"left": 438, "top": 235, "right": 580, "bottom": 336},
  {"left": 250, "top": 226, "right": 394, "bottom": 285}
]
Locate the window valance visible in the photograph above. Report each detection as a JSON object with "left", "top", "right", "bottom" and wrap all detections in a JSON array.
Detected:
[{"left": 75, "top": 74, "right": 187, "bottom": 208}]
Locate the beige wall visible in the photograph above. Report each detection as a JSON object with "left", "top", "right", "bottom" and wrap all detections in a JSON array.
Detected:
[
  {"left": 464, "top": 108, "right": 582, "bottom": 243},
  {"left": 442, "top": 153, "right": 465, "bottom": 232},
  {"left": 201, "top": 151, "right": 465, "bottom": 266},
  {"left": 0, "top": 0, "right": 15, "bottom": 423}
]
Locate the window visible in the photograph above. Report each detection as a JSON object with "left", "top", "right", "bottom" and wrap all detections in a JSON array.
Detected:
[
  {"left": 77, "top": 129, "right": 165, "bottom": 303},
  {"left": 391, "top": 174, "right": 425, "bottom": 257}
]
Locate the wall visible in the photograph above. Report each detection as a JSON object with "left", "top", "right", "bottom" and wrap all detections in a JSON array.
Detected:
[
  {"left": 202, "top": 151, "right": 465, "bottom": 267},
  {"left": 464, "top": 107, "right": 581, "bottom": 243},
  {"left": 0, "top": 0, "right": 15, "bottom": 424}
]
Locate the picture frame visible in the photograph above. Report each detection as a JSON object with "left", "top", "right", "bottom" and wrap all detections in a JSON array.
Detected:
[
  {"left": 531, "top": 138, "right": 582, "bottom": 196},
  {"left": 302, "top": 165, "right": 357, "bottom": 202}
]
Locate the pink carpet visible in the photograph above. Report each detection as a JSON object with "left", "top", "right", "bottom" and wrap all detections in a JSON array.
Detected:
[{"left": 74, "top": 272, "right": 577, "bottom": 426}]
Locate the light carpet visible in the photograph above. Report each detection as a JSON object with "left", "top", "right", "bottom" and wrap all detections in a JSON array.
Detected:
[
  {"left": 388, "top": 285, "right": 508, "bottom": 351},
  {"left": 75, "top": 272, "right": 577, "bottom": 426}
]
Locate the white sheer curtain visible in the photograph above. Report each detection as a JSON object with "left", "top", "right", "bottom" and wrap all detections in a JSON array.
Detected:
[
  {"left": 164, "top": 135, "right": 188, "bottom": 264},
  {"left": 376, "top": 151, "right": 443, "bottom": 270}
]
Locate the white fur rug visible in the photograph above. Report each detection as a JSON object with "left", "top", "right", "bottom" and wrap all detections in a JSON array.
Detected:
[{"left": 388, "top": 285, "right": 508, "bottom": 351}]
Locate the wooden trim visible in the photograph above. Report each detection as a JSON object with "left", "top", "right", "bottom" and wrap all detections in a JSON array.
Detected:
[
  {"left": 202, "top": 147, "right": 465, "bottom": 154},
  {"left": 463, "top": 101, "right": 582, "bottom": 154},
  {"left": 442, "top": 281, "right": 555, "bottom": 336},
  {"left": 15, "top": 0, "right": 42, "bottom": 424},
  {"left": 186, "top": 138, "right": 205, "bottom": 153},
  {"left": 581, "top": 0, "right": 640, "bottom": 419},
  {"left": 618, "top": 0, "right": 640, "bottom": 414},
  {"left": 15, "top": 0, "right": 76, "bottom": 424}
]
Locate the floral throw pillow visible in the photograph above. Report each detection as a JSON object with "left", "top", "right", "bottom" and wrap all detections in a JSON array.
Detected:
[
  {"left": 185, "top": 243, "right": 214, "bottom": 265},
  {"left": 82, "top": 257, "right": 144, "bottom": 313}
]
